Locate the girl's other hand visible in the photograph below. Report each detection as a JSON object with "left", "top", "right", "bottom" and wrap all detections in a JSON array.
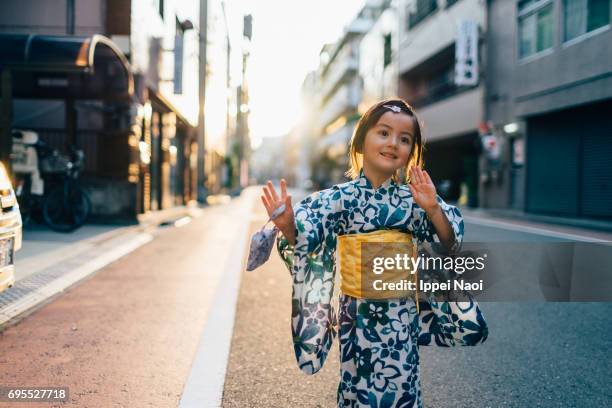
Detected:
[
  {"left": 408, "top": 167, "right": 439, "bottom": 213},
  {"left": 261, "top": 179, "right": 296, "bottom": 244}
]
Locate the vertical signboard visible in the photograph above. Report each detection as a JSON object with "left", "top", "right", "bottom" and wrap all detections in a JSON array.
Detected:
[{"left": 455, "top": 20, "right": 479, "bottom": 86}]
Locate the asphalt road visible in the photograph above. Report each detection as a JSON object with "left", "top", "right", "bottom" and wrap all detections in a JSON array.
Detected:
[
  {"left": 421, "top": 218, "right": 612, "bottom": 407},
  {"left": 0, "top": 197, "right": 251, "bottom": 408},
  {"left": 223, "top": 193, "right": 612, "bottom": 407},
  {"left": 420, "top": 301, "right": 612, "bottom": 407},
  {"left": 0, "top": 189, "right": 610, "bottom": 407}
]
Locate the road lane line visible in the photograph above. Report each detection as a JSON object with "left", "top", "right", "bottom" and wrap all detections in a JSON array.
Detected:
[
  {"left": 179, "top": 189, "right": 255, "bottom": 408},
  {"left": 464, "top": 215, "right": 611, "bottom": 243}
]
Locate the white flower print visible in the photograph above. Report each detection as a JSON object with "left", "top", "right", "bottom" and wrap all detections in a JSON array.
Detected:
[
  {"left": 390, "top": 309, "right": 411, "bottom": 342},
  {"left": 306, "top": 278, "right": 332, "bottom": 304}
]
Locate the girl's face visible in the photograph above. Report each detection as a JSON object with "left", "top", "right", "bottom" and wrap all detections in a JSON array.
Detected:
[{"left": 362, "top": 111, "right": 414, "bottom": 178}]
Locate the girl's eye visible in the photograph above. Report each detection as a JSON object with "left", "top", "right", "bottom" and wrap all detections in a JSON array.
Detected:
[
  {"left": 380, "top": 130, "right": 388, "bottom": 137},
  {"left": 401, "top": 137, "right": 411, "bottom": 144}
]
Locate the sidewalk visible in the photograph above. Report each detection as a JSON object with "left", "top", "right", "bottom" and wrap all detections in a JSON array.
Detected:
[
  {"left": 0, "top": 204, "right": 202, "bottom": 330},
  {"left": 462, "top": 206, "right": 612, "bottom": 233},
  {"left": 0, "top": 192, "right": 258, "bottom": 408},
  {"left": 461, "top": 206, "right": 612, "bottom": 242}
]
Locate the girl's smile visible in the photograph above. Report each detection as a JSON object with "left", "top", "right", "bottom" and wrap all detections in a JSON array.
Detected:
[{"left": 380, "top": 151, "right": 398, "bottom": 160}]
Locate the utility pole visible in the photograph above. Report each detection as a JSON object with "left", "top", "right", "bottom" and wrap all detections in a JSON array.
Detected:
[
  {"left": 238, "top": 14, "right": 252, "bottom": 188},
  {"left": 197, "top": 0, "right": 208, "bottom": 202},
  {"left": 66, "top": 0, "right": 75, "bottom": 35}
]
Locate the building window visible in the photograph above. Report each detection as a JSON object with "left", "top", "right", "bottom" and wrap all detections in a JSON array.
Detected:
[
  {"left": 408, "top": 0, "right": 438, "bottom": 29},
  {"left": 564, "top": 0, "right": 610, "bottom": 41},
  {"left": 383, "top": 34, "right": 392, "bottom": 68},
  {"left": 399, "top": 45, "right": 464, "bottom": 108},
  {"left": 518, "top": 0, "right": 554, "bottom": 59}
]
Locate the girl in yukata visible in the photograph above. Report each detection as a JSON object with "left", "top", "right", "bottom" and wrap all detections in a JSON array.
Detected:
[{"left": 260, "top": 99, "right": 488, "bottom": 408}]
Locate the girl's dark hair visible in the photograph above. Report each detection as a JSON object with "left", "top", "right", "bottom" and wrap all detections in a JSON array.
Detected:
[{"left": 345, "top": 98, "right": 424, "bottom": 183}]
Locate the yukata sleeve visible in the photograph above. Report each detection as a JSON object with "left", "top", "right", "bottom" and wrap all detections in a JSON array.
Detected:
[
  {"left": 410, "top": 196, "right": 488, "bottom": 347},
  {"left": 417, "top": 293, "right": 489, "bottom": 347},
  {"left": 410, "top": 194, "right": 464, "bottom": 254},
  {"left": 275, "top": 186, "right": 343, "bottom": 374}
]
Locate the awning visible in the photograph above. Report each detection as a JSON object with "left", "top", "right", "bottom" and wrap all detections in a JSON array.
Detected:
[
  {"left": 150, "top": 89, "right": 195, "bottom": 128},
  {"left": 0, "top": 33, "right": 133, "bottom": 99}
]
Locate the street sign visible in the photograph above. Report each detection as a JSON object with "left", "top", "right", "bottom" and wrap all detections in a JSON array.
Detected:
[{"left": 455, "top": 20, "right": 479, "bottom": 86}]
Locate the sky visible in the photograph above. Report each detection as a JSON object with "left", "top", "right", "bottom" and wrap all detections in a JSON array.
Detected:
[{"left": 224, "top": 0, "right": 366, "bottom": 148}]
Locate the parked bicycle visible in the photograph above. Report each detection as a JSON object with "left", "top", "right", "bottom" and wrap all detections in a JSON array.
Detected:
[{"left": 11, "top": 130, "right": 91, "bottom": 232}]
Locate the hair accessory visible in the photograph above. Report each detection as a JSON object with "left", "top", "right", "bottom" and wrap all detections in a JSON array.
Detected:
[{"left": 383, "top": 104, "right": 402, "bottom": 113}]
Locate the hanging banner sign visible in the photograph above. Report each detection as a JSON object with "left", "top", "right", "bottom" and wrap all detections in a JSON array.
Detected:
[{"left": 455, "top": 20, "right": 479, "bottom": 86}]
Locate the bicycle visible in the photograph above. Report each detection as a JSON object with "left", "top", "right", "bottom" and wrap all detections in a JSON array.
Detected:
[{"left": 41, "top": 148, "right": 91, "bottom": 232}]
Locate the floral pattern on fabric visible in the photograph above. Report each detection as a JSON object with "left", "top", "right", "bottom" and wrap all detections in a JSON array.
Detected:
[{"left": 276, "top": 171, "right": 488, "bottom": 407}]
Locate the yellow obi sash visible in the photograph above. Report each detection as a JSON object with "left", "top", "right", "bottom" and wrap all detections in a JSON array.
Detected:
[{"left": 337, "top": 230, "right": 419, "bottom": 311}]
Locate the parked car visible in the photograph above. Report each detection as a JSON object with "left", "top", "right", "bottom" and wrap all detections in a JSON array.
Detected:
[{"left": 0, "top": 162, "right": 22, "bottom": 294}]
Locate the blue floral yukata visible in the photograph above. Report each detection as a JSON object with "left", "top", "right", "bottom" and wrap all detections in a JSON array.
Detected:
[{"left": 276, "top": 171, "right": 488, "bottom": 408}]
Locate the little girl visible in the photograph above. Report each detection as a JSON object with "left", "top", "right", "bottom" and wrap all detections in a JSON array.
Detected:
[{"left": 261, "top": 99, "right": 487, "bottom": 407}]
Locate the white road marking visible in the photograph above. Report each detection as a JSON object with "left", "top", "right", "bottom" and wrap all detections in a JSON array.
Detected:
[
  {"left": 464, "top": 215, "right": 611, "bottom": 244},
  {"left": 179, "top": 189, "right": 256, "bottom": 408}
]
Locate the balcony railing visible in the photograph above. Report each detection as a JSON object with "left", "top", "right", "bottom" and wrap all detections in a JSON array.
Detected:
[
  {"left": 410, "top": 74, "right": 480, "bottom": 108},
  {"left": 319, "top": 84, "right": 360, "bottom": 128},
  {"left": 318, "top": 44, "right": 359, "bottom": 103}
]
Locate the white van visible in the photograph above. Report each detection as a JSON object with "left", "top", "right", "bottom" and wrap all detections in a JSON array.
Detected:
[{"left": 0, "top": 162, "right": 22, "bottom": 293}]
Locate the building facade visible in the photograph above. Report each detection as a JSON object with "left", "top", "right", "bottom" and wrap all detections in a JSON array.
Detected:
[
  {"left": 284, "top": 71, "right": 318, "bottom": 188},
  {"left": 397, "top": 0, "right": 484, "bottom": 206},
  {"left": 359, "top": 3, "right": 399, "bottom": 113},
  {"left": 310, "top": 1, "right": 392, "bottom": 188},
  {"left": 0, "top": 0, "right": 203, "bottom": 220},
  {"left": 485, "top": 0, "right": 612, "bottom": 219}
]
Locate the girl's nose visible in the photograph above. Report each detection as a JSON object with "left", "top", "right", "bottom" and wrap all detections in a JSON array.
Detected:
[{"left": 387, "top": 134, "right": 399, "bottom": 147}]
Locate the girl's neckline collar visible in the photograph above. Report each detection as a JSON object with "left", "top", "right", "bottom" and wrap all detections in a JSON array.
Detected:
[{"left": 357, "top": 169, "right": 397, "bottom": 191}]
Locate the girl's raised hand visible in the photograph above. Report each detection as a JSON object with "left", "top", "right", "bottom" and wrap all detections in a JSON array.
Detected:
[
  {"left": 261, "top": 179, "right": 295, "bottom": 243},
  {"left": 408, "top": 167, "right": 439, "bottom": 213}
]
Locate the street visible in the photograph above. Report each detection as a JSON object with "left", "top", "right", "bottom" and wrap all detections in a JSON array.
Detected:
[
  {"left": 0, "top": 193, "right": 252, "bottom": 407},
  {"left": 1, "top": 0, "right": 611, "bottom": 406},
  {"left": 1, "top": 189, "right": 611, "bottom": 407}
]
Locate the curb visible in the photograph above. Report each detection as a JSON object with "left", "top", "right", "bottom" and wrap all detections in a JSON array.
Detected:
[
  {"left": 0, "top": 229, "right": 153, "bottom": 331},
  {"left": 461, "top": 207, "right": 612, "bottom": 234}
]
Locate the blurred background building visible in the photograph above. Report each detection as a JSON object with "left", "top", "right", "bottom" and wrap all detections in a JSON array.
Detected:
[
  {"left": 250, "top": 136, "right": 285, "bottom": 185},
  {"left": 280, "top": 72, "right": 318, "bottom": 189},
  {"left": 282, "top": 0, "right": 611, "bottom": 223},
  {"left": 0, "top": 0, "right": 252, "bottom": 221},
  {"left": 308, "top": 0, "right": 391, "bottom": 189},
  {"left": 0, "top": 0, "right": 201, "bottom": 221},
  {"left": 1, "top": 0, "right": 610, "bottom": 224},
  {"left": 485, "top": 0, "right": 612, "bottom": 220},
  {"left": 397, "top": 0, "right": 484, "bottom": 207},
  {"left": 202, "top": 0, "right": 231, "bottom": 195}
]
